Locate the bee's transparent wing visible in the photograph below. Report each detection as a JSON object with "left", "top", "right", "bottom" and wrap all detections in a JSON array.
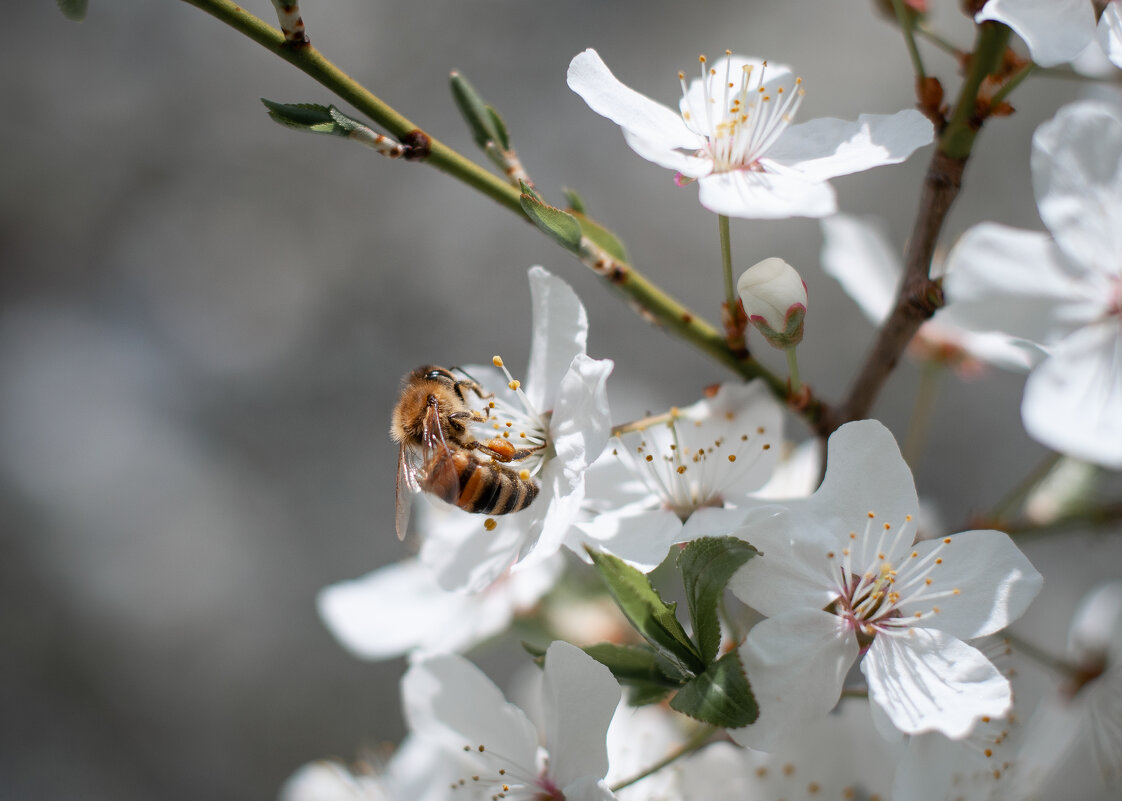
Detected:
[
  {"left": 419, "top": 400, "right": 460, "bottom": 505},
  {"left": 395, "top": 443, "right": 422, "bottom": 541}
]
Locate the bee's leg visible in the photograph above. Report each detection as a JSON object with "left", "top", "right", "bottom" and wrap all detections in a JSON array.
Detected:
[
  {"left": 448, "top": 411, "right": 489, "bottom": 425},
  {"left": 476, "top": 439, "right": 546, "bottom": 462}
]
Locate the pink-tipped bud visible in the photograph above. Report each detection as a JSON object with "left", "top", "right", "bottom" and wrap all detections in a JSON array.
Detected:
[{"left": 736, "top": 257, "right": 808, "bottom": 349}]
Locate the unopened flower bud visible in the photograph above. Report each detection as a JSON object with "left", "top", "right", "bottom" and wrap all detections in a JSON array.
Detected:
[{"left": 737, "top": 257, "right": 808, "bottom": 349}]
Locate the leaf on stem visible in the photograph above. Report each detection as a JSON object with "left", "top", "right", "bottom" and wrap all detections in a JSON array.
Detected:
[
  {"left": 520, "top": 188, "right": 583, "bottom": 254},
  {"left": 262, "top": 99, "right": 361, "bottom": 137},
  {"left": 668, "top": 650, "right": 758, "bottom": 727},
  {"left": 587, "top": 548, "right": 704, "bottom": 677},
  {"left": 678, "top": 537, "right": 759, "bottom": 664}
]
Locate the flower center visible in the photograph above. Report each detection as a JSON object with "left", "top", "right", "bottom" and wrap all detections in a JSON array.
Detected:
[
  {"left": 824, "top": 514, "right": 960, "bottom": 649},
  {"left": 613, "top": 407, "right": 774, "bottom": 520},
  {"left": 452, "top": 742, "right": 562, "bottom": 801},
  {"left": 678, "top": 52, "right": 804, "bottom": 173},
  {"left": 470, "top": 355, "right": 551, "bottom": 476}
]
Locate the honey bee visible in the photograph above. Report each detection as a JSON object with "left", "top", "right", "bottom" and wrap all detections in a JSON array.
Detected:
[{"left": 391, "top": 365, "right": 540, "bottom": 540}]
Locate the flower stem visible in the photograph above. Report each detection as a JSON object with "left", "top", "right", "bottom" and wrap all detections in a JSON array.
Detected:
[
  {"left": 829, "top": 21, "right": 1009, "bottom": 432},
  {"left": 609, "top": 724, "right": 717, "bottom": 792},
  {"left": 988, "top": 61, "right": 1036, "bottom": 111},
  {"left": 914, "top": 25, "right": 962, "bottom": 58},
  {"left": 1004, "top": 632, "right": 1080, "bottom": 679},
  {"left": 1002, "top": 502, "right": 1122, "bottom": 539},
  {"left": 890, "top": 0, "right": 927, "bottom": 80},
  {"left": 989, "top": 451, "right": 1063, "bottom": 524},
  {"left": 180, "top": 0, "right": 834, "bottom": 428},
  {"left": 786, "top": 347, "right": 802, "bottom": 395},
  {"left": 719, "top": 214, "right": 735, "bottom": 311},
  {"left": 902, "top": 362, "right": 942, "bottom": 471}
]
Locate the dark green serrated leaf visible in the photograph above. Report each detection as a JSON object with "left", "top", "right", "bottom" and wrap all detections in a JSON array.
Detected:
[
  {"left": 520, "top": 193, "right": 582, "bottom": 254},
  {"left": 571, "top": 211, "right": 628, "bottom": 263},
  {"left": 583, "top": 643, "right": 680, "bottom": 687},
  {"left": 678, "top": 537, "right": 759, "bottom": 664},
  {"left": 57, "top": 0, "right": 87, "bottom": 21},
  {"left": 561, "top": 187, "right": 587, "bottom": 215},
  {"left": 587, "top": 549, "right": 704, "bottom": 676},
  {"left": 450, "top": 72, "right": 500, "bottom": 150},
  {"left": 669, "top": 650, "right": 758, "bottom": 728},
  {"left": 261, "top": 100, "right": 351, "bottom": 137},
  {"left": 486, "top": 106, "right": 511, "bottom": 150}
]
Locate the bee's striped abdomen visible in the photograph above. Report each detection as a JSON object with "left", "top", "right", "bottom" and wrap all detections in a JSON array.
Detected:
[{"left": 455, "top": 457, "right": 538, "bottom": 515}]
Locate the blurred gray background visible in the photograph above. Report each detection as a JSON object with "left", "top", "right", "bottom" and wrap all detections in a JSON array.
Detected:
[{"left": 4, "top": 1, "right": 1120, "bottom": 799}]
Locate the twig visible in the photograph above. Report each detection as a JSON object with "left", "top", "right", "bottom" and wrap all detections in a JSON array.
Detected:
[{"left": 610, "top": 724, "right": 717, "bottom": 792}]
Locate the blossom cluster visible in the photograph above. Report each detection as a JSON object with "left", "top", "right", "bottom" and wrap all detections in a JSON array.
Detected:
[{"left": 209, "top": 8, "right": 1121, "bottom": 801}]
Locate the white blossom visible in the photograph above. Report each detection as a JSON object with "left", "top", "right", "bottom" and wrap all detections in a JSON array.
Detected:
[
  {"left": 403, "top": 640, "right": 621, "bottom": 801},
  {"left": 571, "top": 381, "right": 781, "bottom": 571},
  {"left": 727, "top": 420, "right": 1042, "bottom": 749},
  {"left": 416, "top": 266, "right": 613, "bottom": 592},
  {"left": 567, "top": 48, "right": 932, "bottom": 219},
  {"left": 942, "top": 100, "right": 1122, "bottom": 468}
]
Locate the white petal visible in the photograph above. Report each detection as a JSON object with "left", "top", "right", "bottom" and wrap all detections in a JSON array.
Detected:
[
  {"left": 1099, "top": 4, "right": 1122, "bottom": 69},
  {"left": 572, "top": 509, "right": 682, "bottom": 572},
  {"left": 862, "top": 629, "right": 1011, "bottom": 738},
  {"left": 550, "top": 354, "right": 614, "bottom": 476},
  {"left": 806, "top": 419, "right": 919, "bottom": 555},
  {"left": 1032, "top": 100, "right": 1122, "bottom": 278},
  {"left": 1022, "top": 320, "right": 1122, "bottom": 468},
  {"left": 542, "top": 641, "right": 620, "bottom": 789},
  {"left": 976, "top": 0, "right": 1098, "bottom": 67},
  {"left": 678, "top": 506, "right": 758, "bottom": 542},
  {"left": 942, "top": 223, "right": 1098, "bottom": 349},
  {"left": 697, "top": 170, "right": 836, "bottom": 219},
  {"left": 819, "top": 213, "right": 902, "bottom": 325},
  {"left": 763, "top": 110, "right": 933, "bottom": 181},
  {"left": 730, "top": 609, "right": 858, "bottom": 751},
  {"left": 419, "top": 499, "right": 533, "bottom": 592},
  {"left": 402, "top": 653, "right": 540, "bottom": 773},
  {"left": 622, "top": 130, "right": 712, "bottom": 178},
  {"left": 526, "top": 266, "right": 590, "bottom": 411},
  {"left": 1069, "top": 580, "right": 1122, "bottom": 662},
  {"left": 559, "top": 778, "right": 617, "bottom": 801},
  {"left": 899, "top": 530, "right": 1042, "bottom": 640},
  {"left": 729, "top": 506, "right": 844, "bottom": 617},
  {"left": 318, "top": 559, "right": 474, "bottom": 659},
  {"left": 567, "top": 49, "right": 701, "bottom": 151}
]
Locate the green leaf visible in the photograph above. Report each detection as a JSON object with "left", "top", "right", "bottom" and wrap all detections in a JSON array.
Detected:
[
  {"left": 678, "top": 537, "right": 759, "bottom": 664},
  {"left": 583, "top": 643, "right": 680, "bottom": 687},
  {"left": 520, "top": 192, "right": 582, "bottom": 254},
  {"left": 486, "top": 105, "right": 511, "bottom": 150},
  {"left": 518, "top": 179, "right": 544, "bottom": 204},
  {"left": 57, "top": 0, "right": 87, "bottom": 21},
  {"left": 561, "top": 187, "right": 587, "bottom": 215},
  {"left": 627, "top": 682, "right": 674, "bottom": 707},
  {"left": 521, "top": 640, "right": 548, "bottom": 665},
  {"left": 571, "top": 211, "right": 628, "bottom": 263},
  {"left": 261, "top": 99, "right": 358, "bottom": 137},
  {"left": 587, "top": 549, "right": 704, "bottom": 676},
  {"left": 669, "top": 650, "right": 758, "bottom": 728},
  {"left": 450, "top": 71, "right": 503, "bottom": 151}
]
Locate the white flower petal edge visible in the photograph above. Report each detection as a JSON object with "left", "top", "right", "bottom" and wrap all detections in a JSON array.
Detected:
[
  {"left": 567, "top": 48, "right": 932, "bottom": 219},
  {"left": 1098, "top": 4, "right": 1122, "bottom": 69},
  {"left": 731, "top": 609, "right": 859, "bottom": 751},
  {"left": 403, "top": 641, "right": 620, "bottom": 801},
  {"left": 317, "top": 553, "right": 563, "bottom": 660},
  {"left": 976, "top": 0, "right": 1098, "bottom": 67},
  {"left": 861, "top": 628, "right": 1011, "bottom": 739}
]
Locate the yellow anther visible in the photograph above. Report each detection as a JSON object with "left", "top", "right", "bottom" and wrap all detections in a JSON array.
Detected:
[
  {"left": 484, "top": 518, "right": 497, "bottom": 531},
  {"left": 492, "top": 355, "right": 504, "bottom": 367},
  {"left": 508, "top": 379, "right": 520, "bottom": 391}
]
